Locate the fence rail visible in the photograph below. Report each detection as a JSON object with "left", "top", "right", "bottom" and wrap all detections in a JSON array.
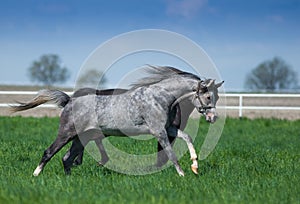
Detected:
[
  {"left": 1, "top": 91, "right": 300, "bottom": 118},
  {"left": 223, "top": 93, "right": 300, "bottom": 117}
]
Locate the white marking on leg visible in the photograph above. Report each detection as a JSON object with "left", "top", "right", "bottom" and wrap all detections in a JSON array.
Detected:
[
  {"left": 179, "top": 171, "right": 185, "bottom": 177},
  {"left": 191, "top": 159, "right": 198, "bottom": 168},
  {"left": 177, "top": 130, "right": 198, "bottom": 174},
  {"left": 191, "top": 159, "right": 198, "bottom": 174},
  {"left": 175, "top": 165, "right": 185, "bottom": 176},
  {"left": 33, "top": 165, "right": 43, "bottom": 176}
]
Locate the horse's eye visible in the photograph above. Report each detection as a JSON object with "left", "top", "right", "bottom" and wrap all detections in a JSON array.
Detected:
[{"left": 207, "top": 96, "right": 211, "bottom": 100}]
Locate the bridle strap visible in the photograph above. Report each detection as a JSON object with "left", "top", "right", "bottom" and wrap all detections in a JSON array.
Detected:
[
  {"left": 193, "top": 81, "right": 209, "bottom": 114},
  {"left": 170, "top": 91, "right": 209, "bottom": 114},
  {"left": 193, "top": 82, "right": 215, "bottom": 114},
  {"left": 192, "top": 93, "right": 210, "bottom": 114},
  {"left": 171, "top": 92, "right": 195, "bottom": 110}
]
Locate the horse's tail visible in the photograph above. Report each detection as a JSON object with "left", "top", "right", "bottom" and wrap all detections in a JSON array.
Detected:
[{"left": 10, "top": 89, "right": 70, "bottom": 113}]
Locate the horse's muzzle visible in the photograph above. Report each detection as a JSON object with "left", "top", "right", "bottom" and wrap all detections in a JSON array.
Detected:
[{"left": 205, "top": 108, "right": 218, "bottom": 123}]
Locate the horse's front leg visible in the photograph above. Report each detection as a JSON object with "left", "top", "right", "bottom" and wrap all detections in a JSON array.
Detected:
[
  {"left": 153, "top": 130, "right": 185, "bottom": 176},
  {"left": 177, "top": 130, "right": 198, "bottom": 175},
  {"left": 156, "top": 136, "right": 176, "bottom": 168}
]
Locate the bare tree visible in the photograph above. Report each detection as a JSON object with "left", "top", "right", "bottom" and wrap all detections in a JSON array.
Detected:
[
  {"left": 28, "top": 54, "right": 70, "bottom": 86},
  {"left": 245, "top": 57, "right": 298, "bottom": 92}
]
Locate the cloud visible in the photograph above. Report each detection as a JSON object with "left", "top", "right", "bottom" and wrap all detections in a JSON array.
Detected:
[{"left": 165, "top": 0, "right": 207, "bottom": 19}]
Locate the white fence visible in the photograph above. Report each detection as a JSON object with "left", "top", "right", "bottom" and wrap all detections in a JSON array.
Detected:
[
  {"left": 223, "top": 93, "right": 300, "bottom": 117},
  {"left": 1, "top": 91, "right": 300, "bottom": 118}
]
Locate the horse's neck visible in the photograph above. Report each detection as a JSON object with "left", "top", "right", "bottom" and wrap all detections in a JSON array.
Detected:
[{"left": 158, "top": 77, "right": 195, "bottom": 98}]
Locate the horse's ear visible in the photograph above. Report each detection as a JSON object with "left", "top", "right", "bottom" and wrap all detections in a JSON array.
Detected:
[
  {"left": 199, "top": 81, "right": 207, "bottom": 90},
  {"left": 216, "top": 81, "right": 224, "bottom": 88},
  {"left": 207, "top": 79, "right": 215, "bottom": 87}
]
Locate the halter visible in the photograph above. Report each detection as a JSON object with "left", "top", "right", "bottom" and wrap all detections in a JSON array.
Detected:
[
  {"left": 192, "top": 82, "right": 213, "bottom": 114},
  {"left": 192, "top": 94, "right": 209, "bottom": 114},
  {"left": 171, "top": 81, "right": 213, "bottom": 114}
]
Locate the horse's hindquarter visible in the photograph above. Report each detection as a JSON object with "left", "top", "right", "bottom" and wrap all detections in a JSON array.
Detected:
[{"left": 71, "top": 95, "right": 100, "bottom": 132}]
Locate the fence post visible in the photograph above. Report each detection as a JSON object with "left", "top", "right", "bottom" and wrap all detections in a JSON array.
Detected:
[{"left": 239, "top": 95, "right": 243, "bottom": 118}]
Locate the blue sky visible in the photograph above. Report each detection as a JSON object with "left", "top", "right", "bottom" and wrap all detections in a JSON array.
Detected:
[{"left": 0, "top": 0, "right": 299, "bottom": 91}]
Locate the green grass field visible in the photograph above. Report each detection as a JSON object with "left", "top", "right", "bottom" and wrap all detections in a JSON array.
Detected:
[{"left": 0, "top": 116, "right": 299, "bottom": 204}]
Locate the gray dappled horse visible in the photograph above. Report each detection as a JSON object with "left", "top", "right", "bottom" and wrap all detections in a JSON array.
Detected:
[
  {"left": 12, "top": 88, "right": 187, "bottom": 171},
  {"left": 66, "top": 87, "right": 193, "bottom": 172},
  {"left": 12, "top": 66, "right": 223, "bottom": 176}
]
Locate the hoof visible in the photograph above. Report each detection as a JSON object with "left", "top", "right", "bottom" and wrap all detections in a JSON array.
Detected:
[
  {"left": 179, "top": 172, "right": 185, "bottom": 177},
  {"left": 97, "top": 161, "right": 104, "bottom": 166},
  {"left": 191, "top": 165, "right": 198, "bottom": 175},
  {"left": 97, "top": 161, "right": 107, "bottom": 166},
  {"left": 73, "top": 160, "right": 82, "bottom": 166},
  {"left": 178, "top": 171, "right": 185, "bottom": 177},
  {"left": 98, "top": 158, "right": 108, "bottom": 166},
  {"left": 64, "top": 168, "right": 71, "bottom": 175},
  {"left": 33, "top": 165, "right": 42, "bottom": 176}
]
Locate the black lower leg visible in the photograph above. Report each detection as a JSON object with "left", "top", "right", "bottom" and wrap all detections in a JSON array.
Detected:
[
  {"left": 62, "top": 137, "right": 84, "bottom": 175},
  {"left": 95, "top": 138, "right": 109, "bottom": 165}
]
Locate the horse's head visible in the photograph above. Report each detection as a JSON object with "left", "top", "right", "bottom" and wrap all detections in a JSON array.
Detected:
[{"left": 192, "top": 79, "right": 224, "bottom": 123}]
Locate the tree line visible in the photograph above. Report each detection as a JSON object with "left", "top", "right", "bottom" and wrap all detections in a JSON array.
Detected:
[{"left": 28, "top": 54, "right": 298, "bottom": 92}]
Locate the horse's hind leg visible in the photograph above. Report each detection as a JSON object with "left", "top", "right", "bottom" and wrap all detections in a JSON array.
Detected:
[
  {"left": 73, "top": 151, "right": 84, "bottom": 166},
  {"left": 62, "top": 137, "right": 84, "bottom": 175},
  {"left": 62, "top": 135, "right": 84, "bottom": 167},
  {"left": 33, "top": 126, "right": 76, "bottom": 176},
  {"left": 63, "top": 130, "right": 108, "bottom": 169},
  {"left": 95, "top": 137, "right": 109, "bottom": 166},
  {"left": 73, "top": 136, "right": 84, "bottom": 166}
]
